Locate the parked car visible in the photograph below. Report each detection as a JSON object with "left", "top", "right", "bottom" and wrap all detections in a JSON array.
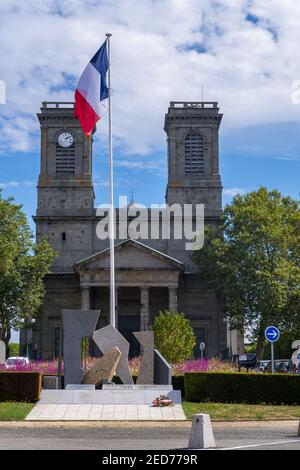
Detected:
[
  {"left": 5, "top": 356, "right": 29, "bottom": 369},
  {"left": 255, "top": 360, "right": 271, "bottom": 372},
  {"left": 265, "top": 359, "right": 292, "bottom": 373}
]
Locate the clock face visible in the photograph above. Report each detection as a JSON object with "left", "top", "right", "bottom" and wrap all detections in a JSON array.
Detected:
[{"left": 58, "top": 132, "right": 74, "bottom": 148}]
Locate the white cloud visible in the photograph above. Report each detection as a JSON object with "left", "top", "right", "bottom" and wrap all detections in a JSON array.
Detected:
[
  {"left": 93, "top": 180, "right": 110, "bottom": 187},
  {"left": 114, "top": 159, "right": 165, "bottom": 172},
  {"left": 1, "top": 0, "right": 300, "bottom": 158},
  {"left": 223, "top": 187, "right": 247, "bottom": 197},
  {"left": 0, "top": 180, "right": 35, "bottom": 189}
]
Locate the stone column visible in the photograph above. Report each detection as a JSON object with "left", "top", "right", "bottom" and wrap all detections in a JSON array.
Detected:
[
  {"left": 140, "top": 287, "right": 150, "bottom": 331},
  {"left": 168, "top": 287, "right": 178, "bottom": 312},
  {"left": 81, "top": 286, "right": 90, "bottom": 310}
]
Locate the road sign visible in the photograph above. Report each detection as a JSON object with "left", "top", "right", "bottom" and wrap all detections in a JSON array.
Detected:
[
  {"left": 265, "top": 326, "right": 280, "bottom": 343},
  {"left": 265, "top": 326, "right": 280, "bottom": 373}
]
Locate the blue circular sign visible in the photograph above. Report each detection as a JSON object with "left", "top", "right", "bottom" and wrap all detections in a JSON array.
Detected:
[{"left": 265, "top": 326, "right": 280, "bottom": 343}]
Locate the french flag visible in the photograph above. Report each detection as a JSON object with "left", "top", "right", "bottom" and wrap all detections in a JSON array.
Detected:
[{"left": 74, "top": 40, "right": 109, "bottom": 135}]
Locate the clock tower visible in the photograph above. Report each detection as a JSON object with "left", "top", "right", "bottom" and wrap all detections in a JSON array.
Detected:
[{"left": 36, "top": 101, "right": 95, "bottom": 217}]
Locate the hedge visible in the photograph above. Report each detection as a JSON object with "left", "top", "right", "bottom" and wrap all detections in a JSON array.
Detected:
[
  {"left": 0, "top": 372, "right": 42, "bottom": 402},
  {"left": 185, "top": 372, "right": 300, "bottom": 405},
  {"left": 172, "top": 375, "right": 185, "bottom": 397}
]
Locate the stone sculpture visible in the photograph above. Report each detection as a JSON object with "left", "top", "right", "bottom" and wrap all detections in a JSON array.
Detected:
[
  {"left": 82, "top": 346, "right": 121, "bottom": 387},
  {"left": 62, "top": 309, "right": 100, "bottom": 386},
  {"left": 133, "top": 331, "right": 154, "bottom": 384},
  {"left": 93, "top": 324, "right": 134, "bottom": 384}
]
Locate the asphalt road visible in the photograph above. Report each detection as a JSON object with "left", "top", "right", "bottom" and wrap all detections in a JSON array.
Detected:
[{"left": 0, "top": 420, "right": 299, "bottom": 450}]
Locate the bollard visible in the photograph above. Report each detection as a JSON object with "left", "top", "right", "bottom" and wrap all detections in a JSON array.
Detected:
[{"left": 188, "top": 413, "right": 216, "bottom": 449}]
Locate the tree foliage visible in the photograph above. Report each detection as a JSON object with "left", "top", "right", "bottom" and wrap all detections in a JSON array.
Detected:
[
  {"left": 7, "top": 342, "right": 19, "bottom": 358},
  {"left": 0, "top": 194, "right": 56, "bottom": 344},
  {"left": 193, "top": 187, "right": 300, "bottom": 358},
  {"left": 152, "top": 310, "right": 196, "bottom": 363}
]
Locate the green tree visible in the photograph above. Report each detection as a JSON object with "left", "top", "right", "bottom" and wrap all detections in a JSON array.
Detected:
[
  {"left": 152, "top": 310, "right": 196, "bottom": 363},
  {"left": 0, "top": 194, "right": 56, "bottom": 345},
  {"left": 7, "top": 342, "right": 19, "bottom": 358},
  {"left": 193, "top": 187, "right": 300, "bottom": 359}
]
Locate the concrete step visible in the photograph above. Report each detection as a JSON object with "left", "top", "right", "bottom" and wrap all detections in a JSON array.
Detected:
[{"left": 38, "top": 388, "right": 181, "bottom": 405}]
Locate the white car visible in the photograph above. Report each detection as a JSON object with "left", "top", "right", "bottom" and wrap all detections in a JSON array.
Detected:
[{"left": 5, "top": 357, "right": 30, "bottom": 369}]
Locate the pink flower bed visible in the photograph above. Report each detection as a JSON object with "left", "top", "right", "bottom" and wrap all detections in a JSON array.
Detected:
[
  {"left": 0, "top": 356, "right": 236, "bottom": 375},
  {"left": 173, "top": 357, "right": 237, "bottom": 374},
  {"left": 173, "top": 358, "right": 209, "bottom": 374},
  {"left": 0, "top": 360, "right": 60, "bottom": 374}
]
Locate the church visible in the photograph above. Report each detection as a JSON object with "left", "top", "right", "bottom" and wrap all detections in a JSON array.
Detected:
[{"left": 22, "top": 100, "right": 231, "bottom": 359}]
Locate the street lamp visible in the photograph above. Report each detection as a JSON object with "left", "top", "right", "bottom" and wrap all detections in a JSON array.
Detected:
[
  {"left": 20, "top": 318, "right": 36, "bottom": 358},
  {"left": 223, "top": 316, "right": 233, "bottom": 359}
]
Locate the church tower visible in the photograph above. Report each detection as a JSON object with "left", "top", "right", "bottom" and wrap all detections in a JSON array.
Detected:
[
  {"left": 164, "top": 101, "right": 223, "bottom": 220},
  {"left": 36, "top": 101, "right": 94, "bottom": 218},
  {"left": 35, "top": 102, "right": 95, "bottom": 271}
]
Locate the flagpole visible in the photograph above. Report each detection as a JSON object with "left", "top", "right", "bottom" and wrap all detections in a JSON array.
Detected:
[{"left": 106, "top": 33, "right": 116, "bottom": 328}]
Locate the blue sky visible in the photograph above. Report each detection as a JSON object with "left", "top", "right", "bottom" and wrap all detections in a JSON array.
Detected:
[
  {"left": 1, "top": 0, "right": 300, "bottom": 342},
  {"left": 0, "top": 1, "right": 300, "bottom": 216}
]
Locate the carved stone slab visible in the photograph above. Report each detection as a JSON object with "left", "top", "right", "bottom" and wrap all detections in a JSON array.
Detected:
[
  {"left": 133, "top": 331, "right": 154, "bottom": 384},
  {"left": 82, "top": 346, "right": 121, "bottom": 386},
  {"left": 93, "top": 325, "right": 133, "bottom": 384},
  {"left": 62, "top": 309, "right": 100, "bottom": 386},
  {"left": 0, "top": 340, "right": 6, "bottom": 364},
  {"left": 154, "top": 349, "right": 172, "bottom": 385}
]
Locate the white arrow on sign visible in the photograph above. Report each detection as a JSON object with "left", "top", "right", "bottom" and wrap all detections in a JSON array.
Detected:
[{"left": 268, "top": 330, "right": 278, "bottom": 338}]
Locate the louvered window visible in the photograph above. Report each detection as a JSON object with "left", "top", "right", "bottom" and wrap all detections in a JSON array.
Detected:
[
  {"left": 56, "top": 143, "right": 75, "bottom": 175},
  {"left": 184, "top": 132, "right": 204, "bottom": 175}
]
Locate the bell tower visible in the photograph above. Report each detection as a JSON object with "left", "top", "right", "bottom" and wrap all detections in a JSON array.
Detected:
[
  {"left": 164, "top": 101, "right": 223, "bottom": 220},
  {"left": 36, "top": 101, "right": 95, "bottom": 217}
]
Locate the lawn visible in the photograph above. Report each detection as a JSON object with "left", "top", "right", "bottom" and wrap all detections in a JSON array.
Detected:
[
  {"left": 0, "top": 403, "right": 34, "bottom": 421},
  {"left": 182, "top": 401, "right": 300, "bottom": 421}
]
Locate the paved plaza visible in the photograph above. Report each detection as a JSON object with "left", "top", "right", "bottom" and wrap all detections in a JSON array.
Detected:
[{"left": 25, "top": 404, "right": 186, "bottom": 421}]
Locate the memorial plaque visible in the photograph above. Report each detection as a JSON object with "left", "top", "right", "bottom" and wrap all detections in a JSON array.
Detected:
[
  {"left": 66, "top": 384, "right": 96, "bottom": 390},
  {"left": 102, "top": 384, "right": 173, "bottom": 391}
]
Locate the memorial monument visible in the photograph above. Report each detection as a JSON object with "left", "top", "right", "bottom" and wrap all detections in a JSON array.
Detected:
[
  {"left": 61, "top": 309, "right": 171, "bottom": 388},
  {"left": 37, "top": 308, "right": 180, "bottom": 410}
]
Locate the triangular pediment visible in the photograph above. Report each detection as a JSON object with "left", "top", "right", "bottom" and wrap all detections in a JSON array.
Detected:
[{"left": 75, "top": 239, "right": 184, "bottom": 271}]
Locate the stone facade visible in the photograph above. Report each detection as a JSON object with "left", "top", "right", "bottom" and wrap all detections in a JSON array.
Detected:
[{"left": 21, "top": 100, "right": 228, "bottom": 359}]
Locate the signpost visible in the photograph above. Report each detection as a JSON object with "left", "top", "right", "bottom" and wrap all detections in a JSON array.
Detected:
[
  {"left": 264, "top": 326, "right": 280, "bottom": 373},
  {"left": 199, "top": 342, "right": 205, "bottom": 360}
]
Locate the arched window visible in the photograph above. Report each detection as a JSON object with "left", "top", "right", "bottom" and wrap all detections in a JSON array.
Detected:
[
  {"left": 56, "top": 142, "right": 75, "bottom": 175},
  {"left": 184, "top": 132, "right": 204, "bottom": 175}
]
